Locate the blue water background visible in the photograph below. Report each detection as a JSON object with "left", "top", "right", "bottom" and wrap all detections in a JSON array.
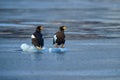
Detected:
[{"left": 0, "top": 0, "right": 120, "bottom": 80}]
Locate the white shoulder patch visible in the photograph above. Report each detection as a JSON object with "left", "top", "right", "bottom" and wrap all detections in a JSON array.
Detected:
[
  {"left": 31, "top": 34, "right": 35, "bottom": 38},
  {"left": 53, "top": 35, "right": 57, "bottom": 41}
]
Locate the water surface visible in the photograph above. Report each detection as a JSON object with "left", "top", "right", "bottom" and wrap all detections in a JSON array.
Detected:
[{"left": 0, "top": 0, "right": 120, "bottom": 80}]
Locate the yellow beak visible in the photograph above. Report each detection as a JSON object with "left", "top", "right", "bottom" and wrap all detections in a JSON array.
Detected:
[{"left": 63, "top": 26, "right": 67, "bottom": 30}]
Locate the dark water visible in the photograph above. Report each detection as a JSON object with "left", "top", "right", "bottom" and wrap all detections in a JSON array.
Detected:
[
  {"left": 0, "top": 0, "right": 120, "bottom": 39},
  {"left": 0, "top": 0, "right": 120, "bottom": 80}
]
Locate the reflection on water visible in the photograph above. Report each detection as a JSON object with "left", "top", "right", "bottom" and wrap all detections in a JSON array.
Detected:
[
  {"left": 56, "top": 53, "right": 65, "bottom": 61},
  {"left": 30, "top": 53, "right": 43, "bottom": 61},
  {"left": 30, "top": 51, "right": 65, "bottom": 62}
]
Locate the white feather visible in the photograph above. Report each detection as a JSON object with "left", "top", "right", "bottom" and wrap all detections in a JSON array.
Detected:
[
  {"left": 31, "top": 34, "right": 35, "bottom": 38},
  {"left": 53, "top": 35, "right": 57, "bottom": 41}
]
